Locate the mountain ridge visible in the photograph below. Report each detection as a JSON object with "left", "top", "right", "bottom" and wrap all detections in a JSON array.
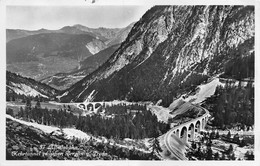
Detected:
[
  {"left": 6, "top": 23, "right": 135, "bottom": 81},
  {"left": 7, "top": 22, "right": 135, "bottom": 43},
  {"left": 59, "top": 6, "right": 254, "bottom": 107}
]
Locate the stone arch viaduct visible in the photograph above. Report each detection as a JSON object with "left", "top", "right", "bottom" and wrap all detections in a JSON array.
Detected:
[
  {"left": 169, "top": 107, "right": 210, "bottom": 142},
  {"left": 76, "top": 101, "right": 210, "bottom": 160},
  {"left": 76, "top": 101, "right": 145, "bottom": 113},
  {"left": 77, "top": 102, "right": 210, "bottom": 142},
  {"left": 77, "top": 102, "right": 107, "bottom": 113},
  {"left": 164, "top": 105, "right": 210, "bottom": 160}
]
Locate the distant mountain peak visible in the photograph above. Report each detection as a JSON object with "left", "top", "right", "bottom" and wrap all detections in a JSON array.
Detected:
[
  {"left": 72, "top": 24, "right": 85, "bottom": 27},
  {"left": 39, "top": 28, "right": 47, "bottom": 30}
]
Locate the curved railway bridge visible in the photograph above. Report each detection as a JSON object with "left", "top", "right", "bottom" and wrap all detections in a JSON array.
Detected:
[
  {"left": 163, "top": 105, "right": 210, "bottom": 160},
  {"left": 76, "top": 100, "right": 210, "bottom": 160}
]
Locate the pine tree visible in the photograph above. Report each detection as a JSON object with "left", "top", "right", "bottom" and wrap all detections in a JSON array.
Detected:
[
  {"left": 226, "top": 144, "right": 234, "bottom": 155},
  {"left": 216, "top": 131, "right": 220, "bottom": 139},
  {"left": 220, "top": 153, "right": 226, "bottom": 160},
  {"left": 244, "top": 151, "right": 254, "bottom": 160},
  {"left": 19, "top": 107, "right": 24, "bottom": 118},
  {"left": 210, "top": 131, "right": 216, "bottom": 139},
  {"left": 35, "top": 100, "right": 41, "bottom": 109},
  {"left": 214, "top": 152, "right": 220, "bottom": 160},
  {"left": 148, "top": 137, "right": 162, "bottom": 159},
  {"left": 191, "top": 141, "right": 197, "bottom": 149},
  {"left": 25, "top": 98, "right": 32, "bottom": 110},
  {"left": 226, "top": 131, "right": 231, "bottom": 139},
  {"left": 233, "top": 133, "right": 240, "bottom": 143},
  {"left": 67, "top": 105, "right": 71, "bottom": 112},
  {"left": 195, "top": 146, "right": 203, "bottom": 160},
  {"left": 6, "top": 108, "right": 14, "bottom": 116},
  {"left": 12, "top": 95, "right": 16, "bottom": 101},
  {"left": 229, "top": 152, "right": 236, "bottom": 160},
  {"left": 206, "top": 145, "right": 213, "bottom": 160}
]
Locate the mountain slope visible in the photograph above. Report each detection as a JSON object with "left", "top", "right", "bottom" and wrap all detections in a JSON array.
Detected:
[
  {"left": 7, "top": 33, "right": 105, "bottom": 63},
  {"left": 60, "top": 23, "right": 135, "bottom": 46},
  {"left": 105, "top": 22, "right": 135, "bottom": 46},
  {"left": 58, "top": 6, "right": 254, "bottom": 106},
  {"left": 6, "top": 33, "right": 107, "bottom": 80},
  {"left": 41, "top": 44, "right": 120, "bottom": 90},
  {"left": 6, "top": 71, "right": 58, "bottom": 99},
  {"left": 6, "top": 28, "right": 57, "bottom": 42},
  {"left": 7, "top": 23, "right": 134, "bottom": 81}
]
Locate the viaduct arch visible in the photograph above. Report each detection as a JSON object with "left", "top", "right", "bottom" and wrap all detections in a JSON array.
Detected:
[
  {"left": 170, "top": 107, "right": 210, "bottom": 143},
  {"left": 163, "top": 105, "right": 210, "bottom": 160},
  {"left": 76, "top": 101, "right": 144, "bottom": 113},
  {"left": 78, "top": 102, "right": 104, "bottom": 113}
]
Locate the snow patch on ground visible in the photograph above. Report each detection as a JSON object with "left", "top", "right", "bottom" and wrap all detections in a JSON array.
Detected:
[
  {"left": 62, "top": 128, "right": 90, "bottom": 140},
  {"left": 234, "top": 146, "right": 254, "bottom": 160},
  {"left": 6, "top": 114, "right": 90, "bottom": 141},
  {"left": 168, "top": 97, "right": 186, "bottom": 111},
  {"left": 7, "top": 82, "right": 48, "bottom": 98},
  {"left": 6, "top": 115, "right": 153, "bottom": 154},
  {"left": 169, "top": 102, "right": 195, "bottom": 118},
  {"left": 6, "top": 114, "right": 59, "bottom": 133},
  {"left": 121, "top": 138, "right": 151, "bottom": 153},
  {"left": 6, "top": 102, "right": 24, "bottom": 107},
  {"left": 148, "top": 104, "right": 172, "bottom": 123},
  {"left": 56, "top": 91, "right": 69, "bottom": 100},
  {"left": 142, "top": 138, "right": 152, "bottom": 148},
  {"left": 211, "top": 139, "right": 253, "bottom": 160},
  {"left": 184, "top": 78, "right": 225, "bottom": 104}
]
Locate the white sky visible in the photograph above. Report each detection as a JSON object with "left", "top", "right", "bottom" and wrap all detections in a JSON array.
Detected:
[{"left": 6, "top": 5, "right": 153, "bottom": 30}]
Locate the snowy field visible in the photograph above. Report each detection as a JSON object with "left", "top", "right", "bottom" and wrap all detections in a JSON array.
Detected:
[
  {"left": 6, "top": 114, "right": 91, "bottom": 140},
  {"left": 148, "top": 104, "right": 172, "bottom": 123},
  {"left": 184, "top": 78, "right": 225, "bottom": 104},
  {"left": 6, "top": 114, "right": 151, "bottom": 153}
]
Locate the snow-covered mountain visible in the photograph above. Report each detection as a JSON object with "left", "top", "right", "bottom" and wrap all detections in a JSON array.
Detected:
[
  {"left": 6, "top": 71, "right": 58, "bottom": 99},
  {"left": 60, "top": 6, "right": 254, "bottom": 107}
]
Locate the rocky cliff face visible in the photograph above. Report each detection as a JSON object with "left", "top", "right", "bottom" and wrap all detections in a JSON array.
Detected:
[
  {"left": 105, "top": 22, "right": 136, "bottom": 47},
  {"left": 60, "top": 6, "right": 254, "bottom": 106}
]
